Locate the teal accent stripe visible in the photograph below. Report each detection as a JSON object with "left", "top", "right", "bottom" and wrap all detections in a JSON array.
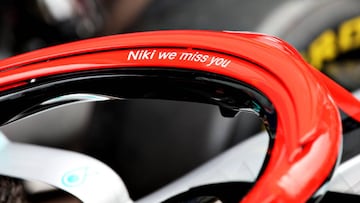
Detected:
[{"left": 0, "top": 131, "right": 9, "bottom": 150}]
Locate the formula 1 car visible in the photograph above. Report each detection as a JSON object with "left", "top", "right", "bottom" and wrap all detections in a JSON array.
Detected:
[{"left": 1, "top": 30, "right": 360, "bottom": 203}]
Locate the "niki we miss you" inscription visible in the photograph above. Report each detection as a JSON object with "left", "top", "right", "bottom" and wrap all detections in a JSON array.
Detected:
[{"left": 127, "top": 49, "right": 232, "bottom": 68}]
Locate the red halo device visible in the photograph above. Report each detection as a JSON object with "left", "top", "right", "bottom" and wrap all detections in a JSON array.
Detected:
[{"left": 1, "top": 30, "right": 359, "bottom": 202}]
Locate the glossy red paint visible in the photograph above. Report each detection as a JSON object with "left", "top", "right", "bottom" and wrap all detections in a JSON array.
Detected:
[{"left": 0, "top": 30, "right": 350, "bottom": 202}]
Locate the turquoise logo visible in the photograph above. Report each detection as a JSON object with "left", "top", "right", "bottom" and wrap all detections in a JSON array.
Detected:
[{"left": 62, "top": 167, "right": 90, "bottom": 187}]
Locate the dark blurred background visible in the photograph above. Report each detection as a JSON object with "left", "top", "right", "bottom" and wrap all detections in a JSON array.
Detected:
[{"left": 0, "top": 0, "right": 286, "bottom": 57}]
